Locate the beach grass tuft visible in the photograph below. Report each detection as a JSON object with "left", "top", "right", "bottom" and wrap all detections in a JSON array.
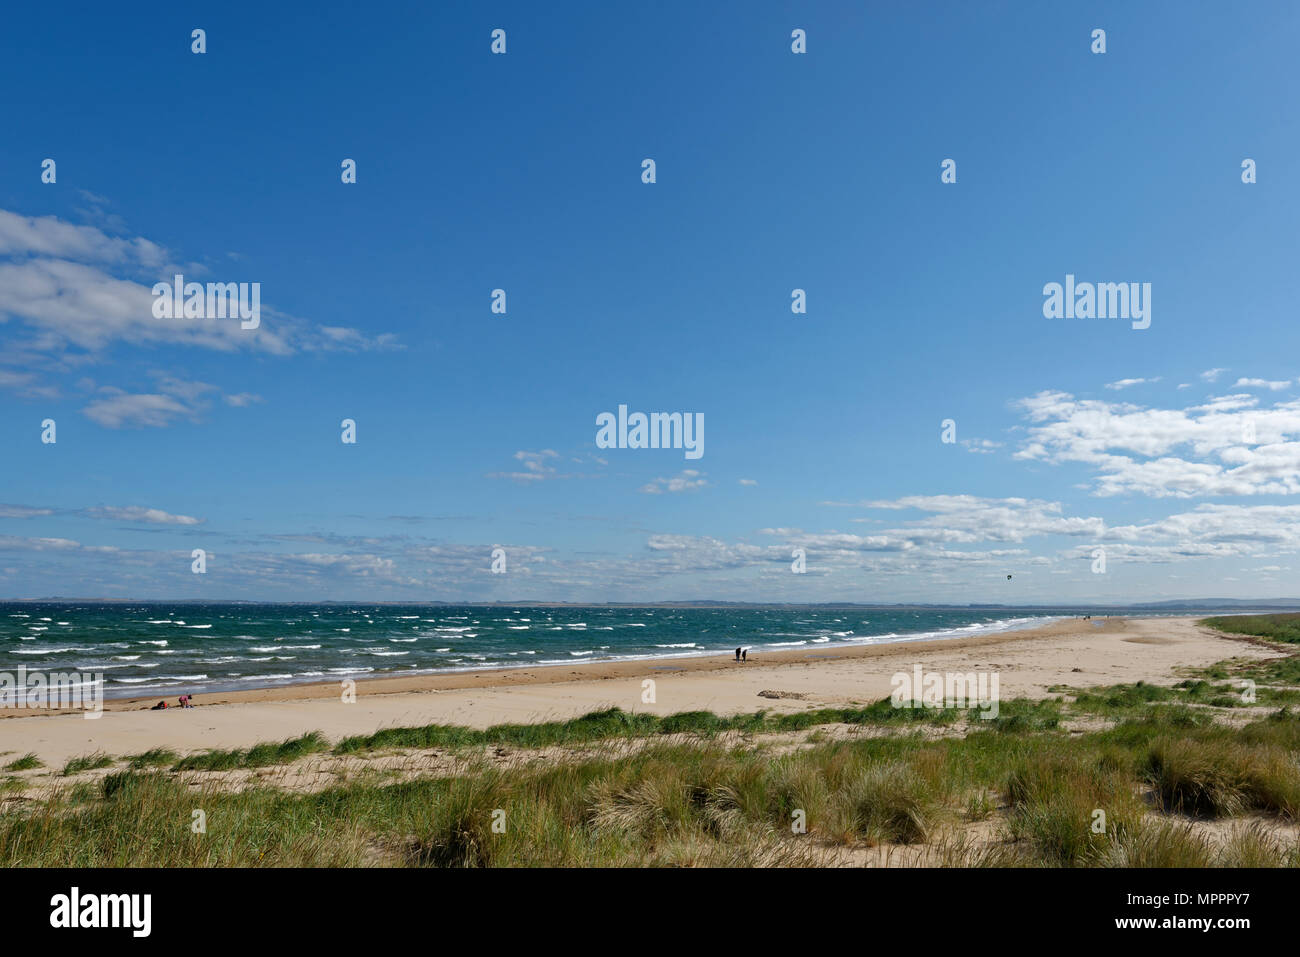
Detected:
[
  {"left": 127, "top": 748, "right": 180, "bottom": 770},
  {"left": 172, "top": 732, "right": 328, "bottom": 772},
  {"left": 1146, "top": 734, "right": 1300, "bottom": 819},
  {"left": 61, "top": 753, "right": 114, "bottom": 776},
  {"left": 4, "top": 754, "right": 42, "bottom": 772}
]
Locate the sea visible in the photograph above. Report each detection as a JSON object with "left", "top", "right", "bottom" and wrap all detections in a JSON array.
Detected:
[{"left": 0, "top": 602, "right": 1144, "bottom": 699}]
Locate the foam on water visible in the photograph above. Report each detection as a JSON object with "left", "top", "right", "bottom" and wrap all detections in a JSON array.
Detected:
[{"left": 0, "top": 602, "right": 1137, "bottom": 698}]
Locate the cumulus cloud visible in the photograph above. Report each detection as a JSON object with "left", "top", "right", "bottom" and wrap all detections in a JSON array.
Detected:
[
  {"left": 810, "top": 494, "right": 1300, "bottom": 571},
  {"left": 0, "top": 208, "right": 167, "bottom": 267},
  {"left": 825, "top": 495, "right": 1105, "bottom": 544},
  {"left": 0, "top": 205, "right": 401, "bottom": 405},
  {"left": 1012, "top": 389, "right": 1300, "bottom": 497}
]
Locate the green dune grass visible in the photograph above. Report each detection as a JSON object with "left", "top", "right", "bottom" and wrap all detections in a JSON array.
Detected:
[
  {"left": 5, "top": 634, "right": 1300, "bottom": 868},
  {"left": 1202, "top": 613, "right": 1300, "bottom": 644},
  {"left": 1, "top": 696, "right": 1297, "bottom": 867}
]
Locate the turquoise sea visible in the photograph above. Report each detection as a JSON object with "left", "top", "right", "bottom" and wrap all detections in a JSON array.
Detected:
[{"left": 0, "top": 602, "right": 1146, "bottom": 698}]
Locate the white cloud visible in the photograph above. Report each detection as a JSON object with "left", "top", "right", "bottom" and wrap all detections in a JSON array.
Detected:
[
  {"left": 0, "top": 206, "right": 399, "bottom": 376},
  {"left": 223, "top": 392, "right": 264, "bottom": 407},
  {"left": 1233, "top": 377, "right": 1292, "bottom": 391},
  {"left": 0, "top": 208, "right": 166, "bottom": 267},
  {"left": 83, "top": 506, "right": 204, "bottom": 525},
  {"left": 0, "top": 535, "right": 87, "bottom": 552},
  {"left": 1013, "top": 389, "right": 1300, "bottom": 497},
  {"left": 82, "top": 390, "right": 194, "bottom": 428},
  {"left": 1105, "top": 377, "right": 1160, "bottom": 390},
  {"left": 487, "top": 448, "right": 607, "bottom": 483},
  {"left": 79, "top": 374, "right": 263, "bottom": 429},
  {"left": 640, "top": 470, "right": 709, "bottom": 494},
  {"left": 827, "top": 495, "right": 1105, "bottom": 543},
  {"left": 0, "top": 505, "right": 54, "bottom": 518},
  {"left": 488, "top": 449, "right": 563, "bottom": 483}
]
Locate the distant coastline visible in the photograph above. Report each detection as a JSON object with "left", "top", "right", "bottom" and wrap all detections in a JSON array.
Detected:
[{"left": 5, "top": 597, "right": 1300, "bottom": 609}]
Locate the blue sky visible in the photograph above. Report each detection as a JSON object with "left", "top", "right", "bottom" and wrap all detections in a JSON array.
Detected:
[{"left": 2, "top": 1, "right": 1299, "bottom": 603}]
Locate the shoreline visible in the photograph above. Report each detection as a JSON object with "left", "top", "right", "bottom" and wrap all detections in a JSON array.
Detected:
[
  {"left": 115, "top": 612, "right": 1067, "bottom": 704},
  {"left": 2, "top": 608, "right": 1092, "bottom": 707},
  {"left": 0, "top": 616, "right": 1288, "bottom": 769},
  {"left": 11, "top": 613, "right": 1086, "bottom": 714}
]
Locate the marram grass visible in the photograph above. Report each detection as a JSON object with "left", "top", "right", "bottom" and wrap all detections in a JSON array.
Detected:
[
  {"left": 1, "top": 700, "right": 1299, "bottom": 867},
  {"left": 5, "top": 640, "right": 1300, "bottom": 869}
]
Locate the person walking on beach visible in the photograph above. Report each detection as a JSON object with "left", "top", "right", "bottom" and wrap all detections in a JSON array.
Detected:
[
  {"left": 741, "top": 648, "right": 748, "bottom": 663},
  {"left": 734, "top": 647, "right": 742, "bottom": 661}
]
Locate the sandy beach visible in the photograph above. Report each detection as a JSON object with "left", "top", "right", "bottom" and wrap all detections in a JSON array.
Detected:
[{"left": 0, "top": 615, "right": 1282, "bottom": 768}]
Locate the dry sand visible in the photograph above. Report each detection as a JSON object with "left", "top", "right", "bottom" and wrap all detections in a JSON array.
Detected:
[{"left": 0, "top": 615, "right": 1282, "bottom": 768}]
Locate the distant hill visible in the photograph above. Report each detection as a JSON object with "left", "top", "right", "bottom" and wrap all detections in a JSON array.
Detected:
[{"left": 1126, "top": 598, "right": 1300, "bottom": 609}]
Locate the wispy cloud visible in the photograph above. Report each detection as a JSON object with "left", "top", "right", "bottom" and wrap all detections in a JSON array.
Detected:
[
  {"left": 82, "top": 506, "right": 203, "bottom": 526},
  {"left": 79, "top": 372, "right": 261, "bottom": 428},
  {"left": 0, "top": 505, "right": 55, "bottom": 519},
  {"left": 1233, "top": 377, "right": 1292, "bottom": 391},
  {"left": 640, "top": 470, "right": 709, "bottom": 494},
  {"left": 1105, "top": 377, "right": 1160, "bottom": 390},
  {"left": 487, "top": 449, "right": 606, "bottom": 483},
  {"left": 82, "top": 390, "right": 196, "bottom": 428},
  {"left": 488, "top": 449, "right": 562, "bottom": 482}
]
